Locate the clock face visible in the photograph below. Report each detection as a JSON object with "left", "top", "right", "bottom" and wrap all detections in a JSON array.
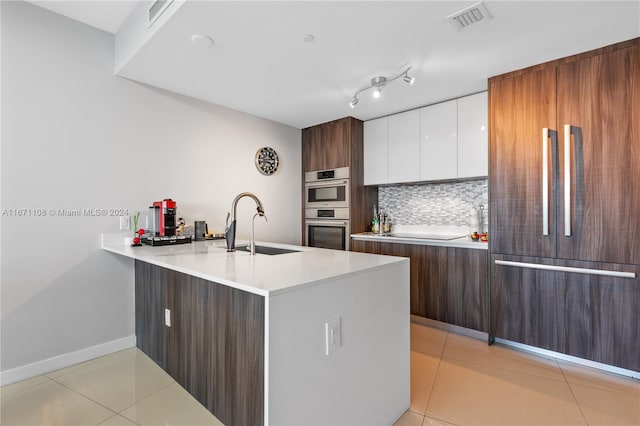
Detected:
[{"left": 255, "top": 147, "right": 279, "bottom": 175}]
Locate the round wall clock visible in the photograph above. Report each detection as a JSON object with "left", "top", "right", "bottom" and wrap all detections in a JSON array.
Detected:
[{"left": 255, "top": 146, "right": 280, "bottom": 175}]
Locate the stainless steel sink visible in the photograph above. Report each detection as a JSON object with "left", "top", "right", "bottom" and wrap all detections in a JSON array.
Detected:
[{"left": 235, "top": 245, "right": 299, "bottom": 255}]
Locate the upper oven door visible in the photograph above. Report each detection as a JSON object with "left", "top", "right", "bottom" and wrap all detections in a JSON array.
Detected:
[{"left": 305, "top": 179, "right": 349, "bottom": 208}]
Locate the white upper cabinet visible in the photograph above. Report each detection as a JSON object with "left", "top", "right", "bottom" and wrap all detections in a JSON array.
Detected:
[
  {"left": 363, "top": 116, "right": 388, "bottom": 185},
  {"left": 457, "top": 92, "right": 488, "bottom": 178},
  {"left": 419, "top": 99, "right": 457, "bottom": 181},
  {"left": 388, "top": 109, "right": 420, "bottom": 184},
  {"left": 363, "top": 91, "right": 487, "bottom": 185}
]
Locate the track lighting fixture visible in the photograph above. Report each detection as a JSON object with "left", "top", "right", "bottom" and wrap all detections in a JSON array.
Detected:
[{"left": 348, "top": 66, "right": 414, "bottom": 108}]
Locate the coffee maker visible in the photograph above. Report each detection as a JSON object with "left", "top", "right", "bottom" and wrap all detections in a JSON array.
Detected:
[{"left": 149, "top": 198, "right": 177, "bottom": 236}]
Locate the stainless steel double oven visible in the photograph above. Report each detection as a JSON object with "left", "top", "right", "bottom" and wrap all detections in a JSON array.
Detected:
[{"left": 304, "top": 167, "right": 350, "bottom": 251}]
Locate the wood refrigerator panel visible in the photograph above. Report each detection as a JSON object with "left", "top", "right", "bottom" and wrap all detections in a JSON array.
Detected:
[
  {"left": 556, "top": 43, "right": 640, "bottom": 264},
  {"left": 489, "top": 65, "right": 557, "bottom": 258}
]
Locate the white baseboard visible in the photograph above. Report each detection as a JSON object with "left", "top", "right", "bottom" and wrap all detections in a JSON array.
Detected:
[{"left": 0, "top": 335, "right": 136, "bottom": 386}]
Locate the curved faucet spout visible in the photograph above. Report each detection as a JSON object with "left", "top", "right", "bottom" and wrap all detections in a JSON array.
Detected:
[{"left": 225, "top": 192, "right": 266, "bottom": 252}]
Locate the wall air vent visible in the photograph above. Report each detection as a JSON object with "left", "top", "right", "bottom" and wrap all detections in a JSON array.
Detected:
[
  {"left": 148, "top": 0, "right": 174, "bottom": 28},
  {"left": 447, "top": 2, "right": 492, "bottom": 30}
]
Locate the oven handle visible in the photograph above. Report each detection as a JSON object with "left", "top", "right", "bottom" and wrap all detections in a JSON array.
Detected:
[
  {"left": 304, "top": 179, "right": 349, "bottom": 188},
  {"left": 305, "top": 219, "right": 349, "bottom": 226}
]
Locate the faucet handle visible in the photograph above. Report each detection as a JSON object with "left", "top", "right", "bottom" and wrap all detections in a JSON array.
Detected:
[{"left": 225, "top": 212, "right": 230, "bottom": 231}]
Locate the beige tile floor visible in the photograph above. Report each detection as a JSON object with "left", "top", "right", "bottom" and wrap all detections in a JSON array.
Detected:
[
  {"left": 2, "top": 322, "right": 639, "bottom": 426},
  {"left": 397, "top": 322, "right": 640, "bottom": 426},
  {"left": 1, "top": 348, "right": 223, "bottom": 426}
]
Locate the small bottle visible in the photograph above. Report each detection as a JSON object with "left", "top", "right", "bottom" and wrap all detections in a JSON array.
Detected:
[{"left": 372, "top": 205, "right": 380, "bottom": 233}]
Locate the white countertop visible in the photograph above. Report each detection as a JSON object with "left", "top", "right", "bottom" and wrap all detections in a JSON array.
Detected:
[
  {"left": 101, "top": 234, "right": 407, "bottom": 297},
  {"left": 351, "top": 225, "right": 488, "bottom": 250}
]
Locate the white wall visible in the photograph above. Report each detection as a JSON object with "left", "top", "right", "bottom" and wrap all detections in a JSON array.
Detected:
[{"left": 0, "top": 0, "right": 301, "bottom": 381}]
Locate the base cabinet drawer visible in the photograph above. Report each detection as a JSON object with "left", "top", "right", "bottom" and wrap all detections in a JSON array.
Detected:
[{"left": 491, "top": 255, "right": 640, "bottom": 371}]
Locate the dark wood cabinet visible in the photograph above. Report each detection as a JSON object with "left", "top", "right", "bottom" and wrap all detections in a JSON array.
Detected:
[
  {"left": 134, "top": 261, "right": 265, "bottom": 426},
  {"left": 351, "top": 240, "right": 488, "bottom": 332},
  {"left": 489, "top": 38, "right": 640, "bottom": 371},
  {"left": 489, "top": 65, "right": 557, "bottom": 258},
  {"left": 302, "top": 117, "right": 378, "bottom": 241},
  {"left": 555, "top": 44, "right": 640, "bottom": 264},
  {"left": 302, "top": 118, "right": 350, "bottom": 171},
  {"left": 490, "top": 39, "right": 640, "bottom": 263},
  {"left": 447, "top": 248, "right": 488, "bottom": 332},
  {"left": 492, "top": 256, "right": 640, "bottom": 371}
]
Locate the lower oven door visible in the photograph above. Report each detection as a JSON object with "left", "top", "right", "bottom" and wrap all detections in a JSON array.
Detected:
[{"left": 305, "top": 219, "right": 350, "bottom": 251}]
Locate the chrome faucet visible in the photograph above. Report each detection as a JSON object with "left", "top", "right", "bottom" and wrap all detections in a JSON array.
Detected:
[
  {"left": 225, "top": 192, "right": 265, "bottom": 252},
  {"left": 249, "top": 212, "right": 268, "bottom": 255}
]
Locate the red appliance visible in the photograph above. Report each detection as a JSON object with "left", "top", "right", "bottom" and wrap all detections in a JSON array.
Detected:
[{"left": 150, "top": 199, "right": 177, "bottom": 236}]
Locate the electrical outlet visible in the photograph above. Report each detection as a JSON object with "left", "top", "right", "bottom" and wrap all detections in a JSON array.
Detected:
[
  {"left": 119, "top": 216, "right": 130, "bottom": 230},
  {"left": 164, "top": 309, "right": 171, "bottom": 327},
  {"left": 325, "top": 317, "right": 341, "bottom": 356}
]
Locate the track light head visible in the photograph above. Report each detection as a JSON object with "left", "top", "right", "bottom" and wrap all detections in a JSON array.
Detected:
[
  {"left": 348, "top": 66, "right": 414, "bottom": 108},
  {"left": 403, "top": 74, "right": 415, "bottom": 85}
]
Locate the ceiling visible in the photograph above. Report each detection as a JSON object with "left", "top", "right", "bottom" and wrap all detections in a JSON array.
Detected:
[{"left": 29, "top": 1, "right": 640, "bottom": 129}]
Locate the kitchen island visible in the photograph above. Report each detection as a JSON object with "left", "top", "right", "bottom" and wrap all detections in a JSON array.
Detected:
[{"left": 101, "top": 234, "right": 410, "bottom": 426}]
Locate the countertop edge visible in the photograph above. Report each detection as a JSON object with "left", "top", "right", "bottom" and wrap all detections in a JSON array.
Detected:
[
  {"left": 102, "top": 234, "right": 408, "bottom": 297},
  {"left": 350, "top": 233, "right": 489, "bottom": 250}
]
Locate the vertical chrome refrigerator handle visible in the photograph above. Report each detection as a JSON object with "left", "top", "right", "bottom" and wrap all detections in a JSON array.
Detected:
[
  {"left": 542, "top": 127, "right": 550, "bottom": 236},
  {"left": 564, "top": 124, "right": 572, "bottom": 236}
]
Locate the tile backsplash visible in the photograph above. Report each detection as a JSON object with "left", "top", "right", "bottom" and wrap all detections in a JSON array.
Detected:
[{"left": 378, "top": 179, "right": 488, "bottom": 229}]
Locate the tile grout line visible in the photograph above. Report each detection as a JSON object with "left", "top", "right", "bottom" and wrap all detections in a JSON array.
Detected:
[
  {"left": 422, "top": 332, "right": 448, "bottom": 421},
  {"left": 440, "top": 337, "right": 577, "bottom": 386},
  {"left": 95, "top": 412, "right": 142, "bottom": 426},
  {"left": 47, "top": 375, "right": 120, "bottom": 421},
  {"left": 0, "top": 376, "right": 55, "bottom": 402},
  {"left": 557, "top": 362, "right": 590, "bottom": 426},
  {"left": 114, "top": 378, "right": 176, "bottom": 419}
]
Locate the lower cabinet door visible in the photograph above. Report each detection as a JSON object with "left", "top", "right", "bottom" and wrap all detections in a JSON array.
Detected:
[
  {"left": 491, "top": 255, "right": 640, "bottom": 371},
  {"left": 135, "top": 261, "right": 265, "bottom": 426},
  {"left": 351, "top": 240, "right": 488, "bottom": 332}
]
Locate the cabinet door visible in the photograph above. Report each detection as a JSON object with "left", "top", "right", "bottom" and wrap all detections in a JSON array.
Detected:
[
  {"left": 302, "top": 119, "right": 350, "bottom": 171},
  {"left": 489, "top": 66, "right": 557, "bottom": 257},
  {"left": 420, "top": 100, "right": 457, "bottom": 181},
  {"left": 563, "top": 262, "right": 640, "bottom": 371},
  {"left": 302, "top": 125, "right": 324, "bottom": 171},
  {"left": 492, "top": 255, "right": 640, "bottom": 371},
  {"left": 323, "top": 118, "right": 350, "bottom": 169},
  {"left": 491, "top": 255, "right": 565, "bottom": 352},
  {"left": 135, "top": 260, "right": 170, "bottom": 369},
  {"left": 388, "top": 110, "right": 420, "bottom": 183},
  {"left": 447, "top": 248, "right": 488, "bottom": 332},
  {"left": 556, "top": 44, "right": 640, "bottom": 264},
  {"left": 363, "top": 117, "right": 388, "bottom": 185},
  {"left": 457, "top": 92, "right": 488, "bottom": 178}
]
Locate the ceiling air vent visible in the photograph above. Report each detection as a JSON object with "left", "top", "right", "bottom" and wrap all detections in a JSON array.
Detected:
[
  {"left": 148, "top": 0, "right": 173, "bottom": 28},
  {"left": 447, "top": 2, "right": 492, "bottom": 30}
]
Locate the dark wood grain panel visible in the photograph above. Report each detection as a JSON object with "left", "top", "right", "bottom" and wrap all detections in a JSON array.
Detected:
[
  {"left": 348, "top": 117, "right": 379, "bottom": 235},
  {"left": 135, "top": 260, "right": 167, "bottom": 369},
  {"left": 447, "top": 248, "right": 488, "bottom": 332},
  {"left": 491, "top": 255, "right": 640, "bottom": 371},
  {"left": 323, "top": 118, "right": 350, "bottom": 169},
  {"left": 489, "top": 65, "right": 557, "bottom": 258},
  {"left": 301, "top": 117, "right": 378, "bottom": 243},
  {"left": 557, "top": 259, "right": 640, "bottom": 371},
  {"left": 135, "top": 262, "right": 265, "bottom": 426},
  {"left": 490, "top": 255, "right": 565, "bottom": 352},
  {"left": 353, "top": 240, "right": 488, "bottom": 331},
  {"left": 489, "top": 37, "right": 640, "bottom": 83},
  {"left": 556, "top": 43, "right": 640, "bottom": 264}
]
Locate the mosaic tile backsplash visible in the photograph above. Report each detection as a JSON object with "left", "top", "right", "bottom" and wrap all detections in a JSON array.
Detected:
[{"left": 378, "top": 179, "right": 488, "bottom": 229}]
